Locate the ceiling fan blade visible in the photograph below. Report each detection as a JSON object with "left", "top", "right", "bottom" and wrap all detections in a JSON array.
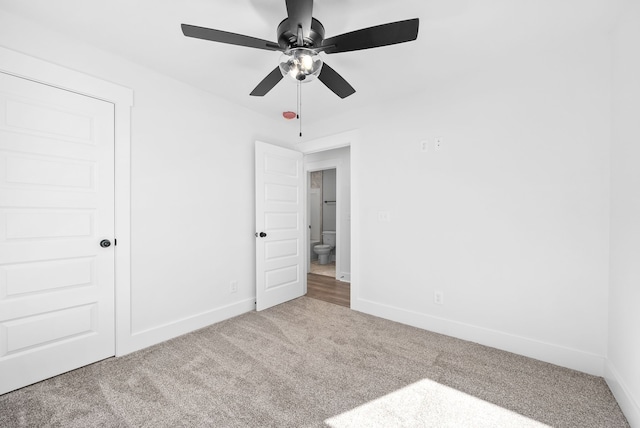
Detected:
[
  {"left": 181, "top": 24, "right": 283, "bottom": 51},
  {"left": 318, "top": 63, "right": 355, "bottom": 99},
  {"left": 321, "top": 18, "right": 419, "bottom": 54},
  {"left": 285, "top": 0, "right": 313, "bottom": 40},
  {"left": 250, "top": 67, "right": 284, "bottom": 96}
]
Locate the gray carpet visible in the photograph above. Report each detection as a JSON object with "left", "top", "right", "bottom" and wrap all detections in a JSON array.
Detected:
[{"left": 0, "top": 297, "right": 629, "bottom": 427}]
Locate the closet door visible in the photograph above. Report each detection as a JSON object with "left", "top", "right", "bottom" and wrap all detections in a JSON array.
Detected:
[{"left": 0, "top": 72, "right": 115, "bottom": 394}]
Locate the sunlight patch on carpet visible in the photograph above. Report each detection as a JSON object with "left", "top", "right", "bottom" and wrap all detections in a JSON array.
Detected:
[{"left": 325, "top": 378, "right": 551, "bottom": 428}]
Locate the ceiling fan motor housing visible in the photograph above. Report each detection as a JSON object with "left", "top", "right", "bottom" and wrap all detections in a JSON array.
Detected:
[{"left": 277, "top": 18, "right": 325, "bottom": 49}]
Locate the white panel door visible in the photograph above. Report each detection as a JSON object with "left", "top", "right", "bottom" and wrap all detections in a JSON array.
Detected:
[
  {"left": 0, "top": 72, "right": 115, "bottom": 395},
  {"left": 255, "top": 141, "right": 305, "bottom": 311}
]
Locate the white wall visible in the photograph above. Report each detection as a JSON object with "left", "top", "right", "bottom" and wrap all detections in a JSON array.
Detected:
[
  {"left": 305, "top": 147, "right": 351, "bottom": 281},
  {"left": 607, "top": 0, "right": 640, "bottom": 424},
  {"left": 300, "top": 34, "right": 612, "bottom": 375},
  {"left": 0, "top": 10, "right": 290, "bottom": 352},
  {"left": 322, "top": 169, "right": 337, "bottom": 232}
]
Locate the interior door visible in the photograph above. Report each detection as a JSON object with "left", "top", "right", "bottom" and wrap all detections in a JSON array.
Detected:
[
  {"left": 255, "top": 141, "right": 305, "bottom": 311},
  {"left": 0, "top": 72, "right": 115, "bottom": 395}
]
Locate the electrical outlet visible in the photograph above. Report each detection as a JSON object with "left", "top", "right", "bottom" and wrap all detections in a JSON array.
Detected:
[
  {"left": 434, "top": 291, "right": 444, "bottom": 305},
  {"left": 230, "top": 280, "right": 238, "bottom": 293},
  {"left": 420, "top": 140, "right": 429, "bottom": 152}
]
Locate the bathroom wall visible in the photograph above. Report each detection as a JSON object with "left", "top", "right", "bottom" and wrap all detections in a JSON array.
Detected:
[
  {"left": 322, "top": 169, "right": 337, "bottom": 232},
  {"left": 309, "top": 171, "right": 323, "bottom": 244}
]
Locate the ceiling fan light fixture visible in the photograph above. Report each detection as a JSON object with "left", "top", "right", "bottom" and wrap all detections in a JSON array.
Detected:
[
  {"left": 279, "top": 48, "right": 323, "bottom": 83},
  {"left": 182, "top": 0, "right": 419, "bottom": 99}
]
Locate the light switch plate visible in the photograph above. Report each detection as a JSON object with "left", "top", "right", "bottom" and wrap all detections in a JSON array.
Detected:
[{"left": 434, "top": 137, "right": 443, "bottom": 152}]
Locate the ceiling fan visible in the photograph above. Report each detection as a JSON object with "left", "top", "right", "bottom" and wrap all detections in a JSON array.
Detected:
[{"left": 181, "top": 0, "right": 419, "bottom": 99}]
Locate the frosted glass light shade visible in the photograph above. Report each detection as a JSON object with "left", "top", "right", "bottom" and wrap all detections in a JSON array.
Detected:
[{"left": 279, "top": 48, "right": 323, "bottom": 83}]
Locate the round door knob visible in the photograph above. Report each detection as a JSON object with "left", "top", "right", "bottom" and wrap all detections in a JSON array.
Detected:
[
  {"left": 100, "top": 239, "right": 112, "bottom": 248},
  {"left": 255, "top": 232, "right": 267, "bottom": 238}
]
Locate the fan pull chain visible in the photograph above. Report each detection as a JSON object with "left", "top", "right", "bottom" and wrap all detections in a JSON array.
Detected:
[{"left": 297, "top": 81, "right": 302, "bottom": 138}]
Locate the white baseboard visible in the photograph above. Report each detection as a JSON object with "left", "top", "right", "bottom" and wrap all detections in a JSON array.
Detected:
[
  {"left": 117, "top": 298, "right": 255, "bottom": 356},
  {"left": 606, "top": 361, "right": 640, "bottom": 427},
  {"left": 352, "top": 297, "right": 605, "bottom": 376},
  {"left": 338, "top": 272, "right": 351, "bottom": 282}
]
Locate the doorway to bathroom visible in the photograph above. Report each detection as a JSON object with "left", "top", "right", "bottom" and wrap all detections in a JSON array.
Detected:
[
  {"left": 303, "top": 146, "right": 351, "bottom": 308},
  {"left": 309, "top": 168, "right": 337, "bottom": 278}
]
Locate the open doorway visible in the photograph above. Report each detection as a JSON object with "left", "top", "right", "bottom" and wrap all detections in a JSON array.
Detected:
[
  {"left": 303, "top": 147, "right": 351, "bottom": 308},
  {"left": 309, "top": 168, "right": 337, "bottom": 277}
]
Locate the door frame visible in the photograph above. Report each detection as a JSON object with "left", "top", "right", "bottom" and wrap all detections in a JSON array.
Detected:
[
  {"left": 0, "top": 46, "right": 135, "bottom": 356},
  {"left": 297, "top": 129, "right": 361, "bottom": 309}
]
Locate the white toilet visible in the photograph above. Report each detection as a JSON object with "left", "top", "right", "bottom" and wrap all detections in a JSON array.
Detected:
[{"left": 313, "top": 231, "right": 336, "bottom": 265}]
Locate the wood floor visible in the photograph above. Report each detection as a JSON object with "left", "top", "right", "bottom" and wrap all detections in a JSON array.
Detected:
[
  {"left": 306, "top": 273, "right": 350, "bottom": 308},
  {"left": 309, "top": 260, "right": 336, "bottom": 276}
]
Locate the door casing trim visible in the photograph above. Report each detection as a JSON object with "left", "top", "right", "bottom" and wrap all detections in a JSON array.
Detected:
[
  {"left": 296, "top": 129, "right": 360, "bottom": 309},
  {"left": 0, "top": 46, "right": 135, "bottom": 356}
]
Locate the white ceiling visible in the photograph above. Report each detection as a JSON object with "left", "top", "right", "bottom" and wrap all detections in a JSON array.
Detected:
[{"left": 0, "top": 0, "right": 622, "bottom": 123}]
